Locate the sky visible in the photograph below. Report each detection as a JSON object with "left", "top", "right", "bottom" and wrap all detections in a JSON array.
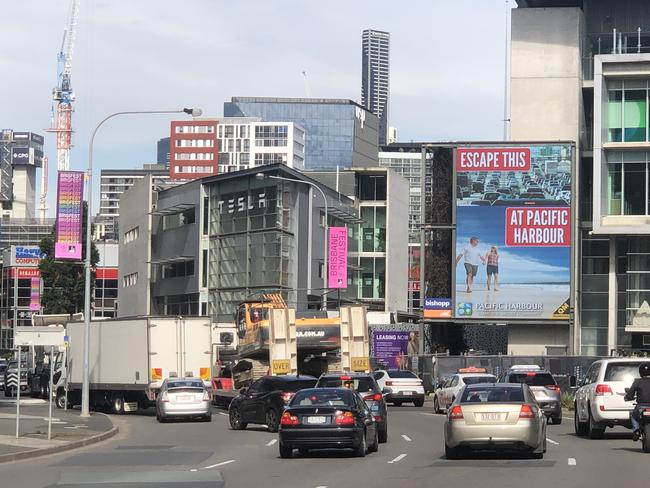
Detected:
[{"left": 0, "top": 0, "right": 513, "bottom": 215}]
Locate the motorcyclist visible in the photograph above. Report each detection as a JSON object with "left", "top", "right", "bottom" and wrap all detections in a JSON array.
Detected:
[{"left": 624, "top": 363, "right": 650, "bottom": 441}]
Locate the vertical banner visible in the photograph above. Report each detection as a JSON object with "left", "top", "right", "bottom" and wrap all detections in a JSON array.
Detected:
[
  {"left": 54, "top": 171, "right": 84, "bottom": 260},
  {"left": 328, "top": 227, "right": 348, "bottom": 289},
  {"left": 29, "top": 278, "right": 41, "bottom": 312}
]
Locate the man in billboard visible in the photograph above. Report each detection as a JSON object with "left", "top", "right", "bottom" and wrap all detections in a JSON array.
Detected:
[{"left": 456, "top": 236, "right": 485, "bottom": 293}]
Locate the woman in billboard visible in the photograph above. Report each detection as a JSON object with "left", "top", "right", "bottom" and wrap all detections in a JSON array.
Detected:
[{"left": 485, "top": 246, "right": 499, "bottom": 291}]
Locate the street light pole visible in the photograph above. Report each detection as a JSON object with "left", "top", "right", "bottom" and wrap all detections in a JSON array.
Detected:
[
  {"left": 80, "top": 108, "right": 202, "bottom": 418},
  {"left": 256, "top": 173, "right": 329, "bottom": 310}
]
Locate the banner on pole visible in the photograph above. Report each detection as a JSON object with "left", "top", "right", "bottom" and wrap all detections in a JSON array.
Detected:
[
  {"left": 54, "top": 171, "right": 84, "bottom": 260},
  {"left": 328, "top": 227, "right": 348, "bottom": 289}
]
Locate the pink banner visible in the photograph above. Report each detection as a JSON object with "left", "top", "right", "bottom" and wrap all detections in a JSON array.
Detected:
[
  {"left": 328, "top": 227, "right": 348, "bottom": 289},
  {"left": 29, "top": 277, "right": 40, "bottom": 312},
  {"left": 55, "top": 171, "right": 84, "bottom": 260}
]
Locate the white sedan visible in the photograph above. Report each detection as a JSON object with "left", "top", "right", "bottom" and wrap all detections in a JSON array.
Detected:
[{"left": 373, "top": 370, "right": 425, "bottom": 407}]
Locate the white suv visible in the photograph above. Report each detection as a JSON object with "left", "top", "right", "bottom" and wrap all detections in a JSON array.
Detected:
[
  {"left": 574, "top": 358, "right": 650, "bottom": 439},
  {"left": 373, "top": 370, "right": 425, "bottom": 407}
]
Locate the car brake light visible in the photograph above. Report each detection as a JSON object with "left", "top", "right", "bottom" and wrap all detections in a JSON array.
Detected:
[
  {"left": 546, "top": 385, "right": 561, "bottom": 393},
  {"left": 519, "top": 404, "right": 535, "bottom": 419},
  {"left": 280, "top": 411, "right": 299, "bottom": 426},
  {"left": 595, "top": 384, "right": 613, "bottom": 396},
  {"left": 364, "top": 393, "right": 383, "bottom": 402},
  {"left": 526, "top": 372, "right": 536, "bottom": 377},
  {"left": 160, "top": 391, "right": 169, "bottom": 403},
  {"left": 385, "top": 381, "right": 393, "bottom": 386},
  {"left": 643, "top": 408, "right": 650, "bottom": 416},
  {"left": 281, "top": 391, "right": 295, "bottom": 404},
  {"left": 374, "top": 415, "right": 382, "bottom": 422},
  {"left": 340, "top": 375, "right": 352, "bottom": 381},
  {"left": 449, "top": 405, "right": 464, "bottom": 420},
  {"left": 202, "top": 390, "right": 211, "bottom": 401},
  {"left": 335, "top": 411, "right": 356, "bottom": 426}
]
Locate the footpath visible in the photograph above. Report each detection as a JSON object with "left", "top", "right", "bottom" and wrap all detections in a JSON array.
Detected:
[{"left": 0, "top": 397, "right": 117, "bottom": 463}]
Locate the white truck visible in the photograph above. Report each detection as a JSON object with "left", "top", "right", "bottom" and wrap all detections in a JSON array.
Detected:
[{"left": 56, "top": 317, "right": 213, "bottom": 414}]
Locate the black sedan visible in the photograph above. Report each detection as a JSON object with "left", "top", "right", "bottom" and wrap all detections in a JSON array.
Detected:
[{"left": 278, "top": 388, "right": 378, "bottom": 458}]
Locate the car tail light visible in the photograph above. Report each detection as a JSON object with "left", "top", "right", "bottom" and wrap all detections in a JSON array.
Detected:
[
  {"left": 374, "top": 415, "right": 382, "bottom": 422},
  {"left": 281, "top": 391, "right": 295, "bottom": 404},
  {"left": 526, "top": 372, "right": 536, "bottom": 377},
  {"left": 519, "top": 404, "right": 535, "bottom": 419},
  {"left": 160, "top": 391, "right": 169, "bottom": 403},
  {"left": 202, "top": 390, "right": 211, "bottom": 401},
  {"left": 335, "top": 411, "right": 356, "bottom": 426},
  {"left": 642, "top": 408, "right": 650, "bottom": 417},
  {"left": 449, "top": 405, "right": 464, "bottom": 420},
  {"left": 595, "top": 384, "right": 613, "bottom": 396},
  {"left": 385, "top": 381, "right": 393, "bottom": 386},
  {"left": 340, "top": 375, "right": 352, "bottom": 381},
  {"left": 546, "top": 385, "right": 561, "bottom": 393},
  {"left": 364, "top": 393, "right": 383, "bottom": 402},
  {"left": 280, "top": 411, "right": 299, "bottom": 426}
]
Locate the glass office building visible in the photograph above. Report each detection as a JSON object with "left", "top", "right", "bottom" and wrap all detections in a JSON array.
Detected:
[{"left": 224, "top": 97, "right": 379, "bottom": 170}]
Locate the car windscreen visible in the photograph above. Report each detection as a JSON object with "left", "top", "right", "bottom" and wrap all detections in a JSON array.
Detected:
[
  {"left": 460, "top": 386, "right": 524, "bottom": 404},
  {"left": 271, "top": 379, "right": 317, "bottom": 392},
  {"left": 604, "top": 362, "right": 647, "bottom": 382},
  {"left": 291, "top": 389, "right": 354, "bottom": 407},
  {"left": 167, "top": 380, "right": 204, "bottom": 390},
  {"left": 463, "top": 376, "right": 497, "bottom": 385},
  {"left": 317, "top": 377, "right": 377, "bottom": 393},
  {"left": 507, "top": 372, "right": 556, "bottom": 386},
  {"left": 387, "top": 371, "right": 418, "bottom": 379}
]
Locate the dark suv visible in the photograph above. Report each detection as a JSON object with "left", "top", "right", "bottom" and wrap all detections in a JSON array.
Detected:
[
  {"left": 229, "top": 375, "right": 317, "bottom": 432},
  {"left": 502, "top": 366, "right": 562, "bottom": 424},
  {"left": 316, "top": 373, "right": 389, "bottom": 443}
]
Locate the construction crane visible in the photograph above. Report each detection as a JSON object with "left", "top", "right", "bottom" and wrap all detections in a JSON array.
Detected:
[{"left": 46, "top": 0, "right": 79, "bottom": 173}]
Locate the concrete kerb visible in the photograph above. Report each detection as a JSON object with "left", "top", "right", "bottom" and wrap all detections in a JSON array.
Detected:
[{"left": 0, "top": 413, "right": 118, "bottom": 464}]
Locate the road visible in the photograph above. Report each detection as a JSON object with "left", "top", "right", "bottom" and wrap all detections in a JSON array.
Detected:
[{"left": 0, "top": 405, "right": 648, "bottom": 487}]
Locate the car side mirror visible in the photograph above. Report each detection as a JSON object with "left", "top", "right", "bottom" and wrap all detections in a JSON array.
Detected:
[{"left": 624, "top": 387, "right": 630, "bottom": 394}]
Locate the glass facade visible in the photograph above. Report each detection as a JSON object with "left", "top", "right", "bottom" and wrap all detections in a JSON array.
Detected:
[
  {"left": 224, "top": 101, "right": 356, "bottom": 170},
  {"left": 606, "top": 150, "right": 650, "bottom": 216},
  {"left": 607, "top": 80, "right": 649, "bottom": 143},
  {"left": 580, "top": 233, "right": 609, "bottom": 356}
]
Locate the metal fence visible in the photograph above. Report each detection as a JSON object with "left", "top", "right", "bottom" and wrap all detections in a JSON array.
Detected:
[{"left": 370, "top": 354, "right": 604, "bottom": 393}]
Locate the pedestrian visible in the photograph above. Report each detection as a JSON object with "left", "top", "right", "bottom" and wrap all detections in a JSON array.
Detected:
[
  {"left": 456, "top": 236, "right": 485, "bottom": 293},
  {"left": 485, "top": 245, "right": 500, "bottom": 291}
]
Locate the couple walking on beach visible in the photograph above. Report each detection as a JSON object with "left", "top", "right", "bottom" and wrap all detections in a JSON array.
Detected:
[{"left": 456, "top": 236, "right": 500, "bottom": 293}]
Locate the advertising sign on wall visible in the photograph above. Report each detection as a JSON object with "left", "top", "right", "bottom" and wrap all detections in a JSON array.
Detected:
[
  {"left": 11, "top": 147, "right": 33, "bottom": 165},
  {"left": 424, "top": 297, "right": 452, "bottom": 318},
  {"left": 328, "top": 227, "right": 348, "bottom": 289},
  {"left": 454, "top": 144, "right": 572, "bottom": 320},
  {"left": 29, "top": 278, "right": 41, "bottom": 312},
  {"left": 14, "top": 246, "right": 44, "bottom": 265},
  {"left": 372, "top": 331, "right": 419, "bottom": 369},
  {"left": 55, "top": 171, "right": 84, "bottom": 260}
]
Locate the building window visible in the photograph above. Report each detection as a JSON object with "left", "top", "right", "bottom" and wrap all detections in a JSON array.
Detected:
[
  {"left": 202, "top": 249, "right": 208, "bottom": 288},
  {"left": 254, "top": 153, "right": 288, "bottom": 166},
  {"left": 607, "top": 80, "right": 649, "bottom": 143},
  {"left": 359, "top": 206, "right": 386, "bottom": 252},
  {"left": 358, "top": 174, "right": 387, "bottom": 200},
  {"left": 123, "top": 272, "right": 138, "bottom": 287},
  {"left": 161, "top": 260, "right": 195, "bottom": 279},
  {"left": 123, "top": 226, "right": 139, "bottom": 244},
  {"left": 255, "top": 125, "right": 288, "bottom": 147},
  {"left": 163, "top": 208, "right": 196, "bottom": 230},
  {"left": 606, "top": 151, "right": 650, "bottom": 216}
]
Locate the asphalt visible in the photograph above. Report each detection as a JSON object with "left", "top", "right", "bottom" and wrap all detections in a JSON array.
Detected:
[
  {"left": 0, "top": 397, "right": 116, "bottom": 463},
  {"left": 0, "top": 402, "right": 647, "bottom": 487}
]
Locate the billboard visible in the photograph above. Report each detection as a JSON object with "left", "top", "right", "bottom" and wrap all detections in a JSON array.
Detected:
[
  {"left": 424, "top": 297, "right": 452, "bottom": 318},
  {"left": 11, "top": 147, "right": 33, "bottom": 165},
  {"left": 328, "top": 227, "right": 348, "bottom": 289},
  {"left": 55, "top": 171, "right": 84, "bottom": 260},
  {"left": 371, "top": 331, "right": 420, "bottom": 369},
  {"left": 454, "top": 144, "right": 572, "bottom": 320}
]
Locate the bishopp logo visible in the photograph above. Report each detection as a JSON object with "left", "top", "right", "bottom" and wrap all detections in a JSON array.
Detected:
[{"left": 457, "top": 302, "right": 473, "bottom": 317}]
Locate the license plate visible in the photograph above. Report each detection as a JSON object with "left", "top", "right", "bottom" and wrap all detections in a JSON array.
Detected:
[
  {"left": 178, "top": 395, "right": 194, "bottom": 402},
  {"left": 403, "top": 391, "right": 413, "bottom": 396},
  {"left": 480, "top": 412, "right": 505, "bottom": 422},
  {"left": 306, "top": 416, "right": 327, "bottom": 424}
]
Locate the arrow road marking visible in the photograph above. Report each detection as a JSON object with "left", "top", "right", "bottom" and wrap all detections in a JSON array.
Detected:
[{"left": 388, "top": 454, "right": 407, "bottom": 464}]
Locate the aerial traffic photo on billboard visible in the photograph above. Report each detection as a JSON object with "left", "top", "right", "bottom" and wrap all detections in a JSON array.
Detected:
[{"left": 454, "top": 144, "right": 572, "bottom": 320}]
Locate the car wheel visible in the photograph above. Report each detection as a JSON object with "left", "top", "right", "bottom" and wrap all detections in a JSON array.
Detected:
[
  {"left": 414, "top": 398, "right": 424, "bottom": 407},
  {"left": 531, "top": 451, "right": 544, "bottom": 459},
  {"left": 433, "top": 396, "right": 441, "bottom": 414},
  {"left": 55, "top": 392, "right": 68, "bottom": 409},
  {"left": 551, "top": 417, "right": 562, "bottom": 425},
  {"left": 229, "top": 408, "right": 247, "bottom": 430},
  {"left": 643, "top": 425, "right": 650, "bottom": 453},
  {"left": 157, "top": 413, "right": 166, "bottom": 423},
  {"left": 202, "top": 414, "right": 212, "bottom": 423},
  {"left": 587, "top": 406, "right": 604, "bottom": 439},
  {"left": 378, "top": 422, "right": 388, "bottom": 444},
  {"left": 574, "top": 405, "right": 587, "bottom": 436},
  {"left": 266, "top": 409, "right": 280, "bottom": 433},
  {"left": 368, "top": 428, "right": 379, "bottom": 453},
  {"left": 298, "top": 448, "right": 309, "bottom": 456},
  {"left": 112, "top": 395, "right": 125, "bottom": 415},
  {"left": 445, "top": 444, "right": 461, "bottom": 460},
  {"left": 279, "top": 442, "right": 293, "bottom": 459},
  {"left": 355, "top": 429, "right": 367, "bottom": 457}
]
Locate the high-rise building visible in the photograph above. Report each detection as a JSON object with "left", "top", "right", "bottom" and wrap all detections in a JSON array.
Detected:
[
  {"left": 157, "top": 137, "right": 170, "bottom": 167},
  {"left": 169, "top": 119, "right": 219, "bottom": 180},
  {"left": 224, "top": 97, "right": 378, "bottom": 170},
  {"left": 510, "top": 0, "right": 650, "bottom": 355},
  {"left": 361, "top": 29, "right": 390, "bottom": 146}
]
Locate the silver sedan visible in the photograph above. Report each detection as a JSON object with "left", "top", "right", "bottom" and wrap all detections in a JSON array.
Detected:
[
  {"left": 156, "top": 378, "right": 212, "bottom": 423},
  {"left": 444, "top": 383, "right": 546, "bottom": 459}
]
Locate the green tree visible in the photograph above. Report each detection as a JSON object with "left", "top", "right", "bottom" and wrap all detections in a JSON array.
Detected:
[{"left": 39, "top": 202, "right": 100, "bottom": 315}]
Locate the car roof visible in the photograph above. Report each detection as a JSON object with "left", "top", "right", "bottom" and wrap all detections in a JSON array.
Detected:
[
  {"left": 267, "top": 375, "right": 317, "bottom": 381},
  {"left": 465, "top": 382, "right": 521, "bottom": 389},
  {"left": 597, "top": 358, "right": 650, "bottom": 364},
  {"left": 459, "top": 373, "right": 497, "bottom": 378},
  {"left": 320, "top": 373, "right": 373, "bottom": 379}
]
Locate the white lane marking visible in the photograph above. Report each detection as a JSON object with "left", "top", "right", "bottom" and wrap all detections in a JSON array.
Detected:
[
  {"left": 218, "top": 412, "right": 228, "bottom": 416},
  {"left": 190, "top": 469, "right": 198, "bottom": 472},
  {"left": 420, "top": 412, "right": 437, "bottom": 416},
  {"left": 401, "top": 434, "right": 412, "bottom": 442},
  {"left": 388, "top": 453, "right": 407, "bottom": 464},
  {"left": 568, "top": 458, "right": 577, "bottom": 466},
  {"left": 546, "top": 438, "right": 560, "bottom": 445},
  {"left": 201, "top": 459, "right": 236, "bottom": 470},
  {"left": 266, "top": 439, "right": 278, "bottom": 446},
  {"left": 315, "top": 486, "right": 328, "bottom": 488}
]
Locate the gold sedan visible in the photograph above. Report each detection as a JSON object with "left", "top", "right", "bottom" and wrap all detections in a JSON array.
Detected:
[{"left": 444, "top": 383, "right": 547, "bottom": 459}]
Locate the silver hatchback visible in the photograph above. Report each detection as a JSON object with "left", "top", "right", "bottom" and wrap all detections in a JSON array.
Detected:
[{"left": 156, "top": 378, "right": 212, "bottom": 423}]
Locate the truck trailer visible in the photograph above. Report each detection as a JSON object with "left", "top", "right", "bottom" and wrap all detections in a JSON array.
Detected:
[{"left": 56, "top": 317, "right": 212, "bottom": 413}]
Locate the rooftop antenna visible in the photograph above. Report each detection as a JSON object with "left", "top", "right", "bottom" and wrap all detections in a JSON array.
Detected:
[{"left": 302, "top": 70, "right": 312, "bottom": 98}]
